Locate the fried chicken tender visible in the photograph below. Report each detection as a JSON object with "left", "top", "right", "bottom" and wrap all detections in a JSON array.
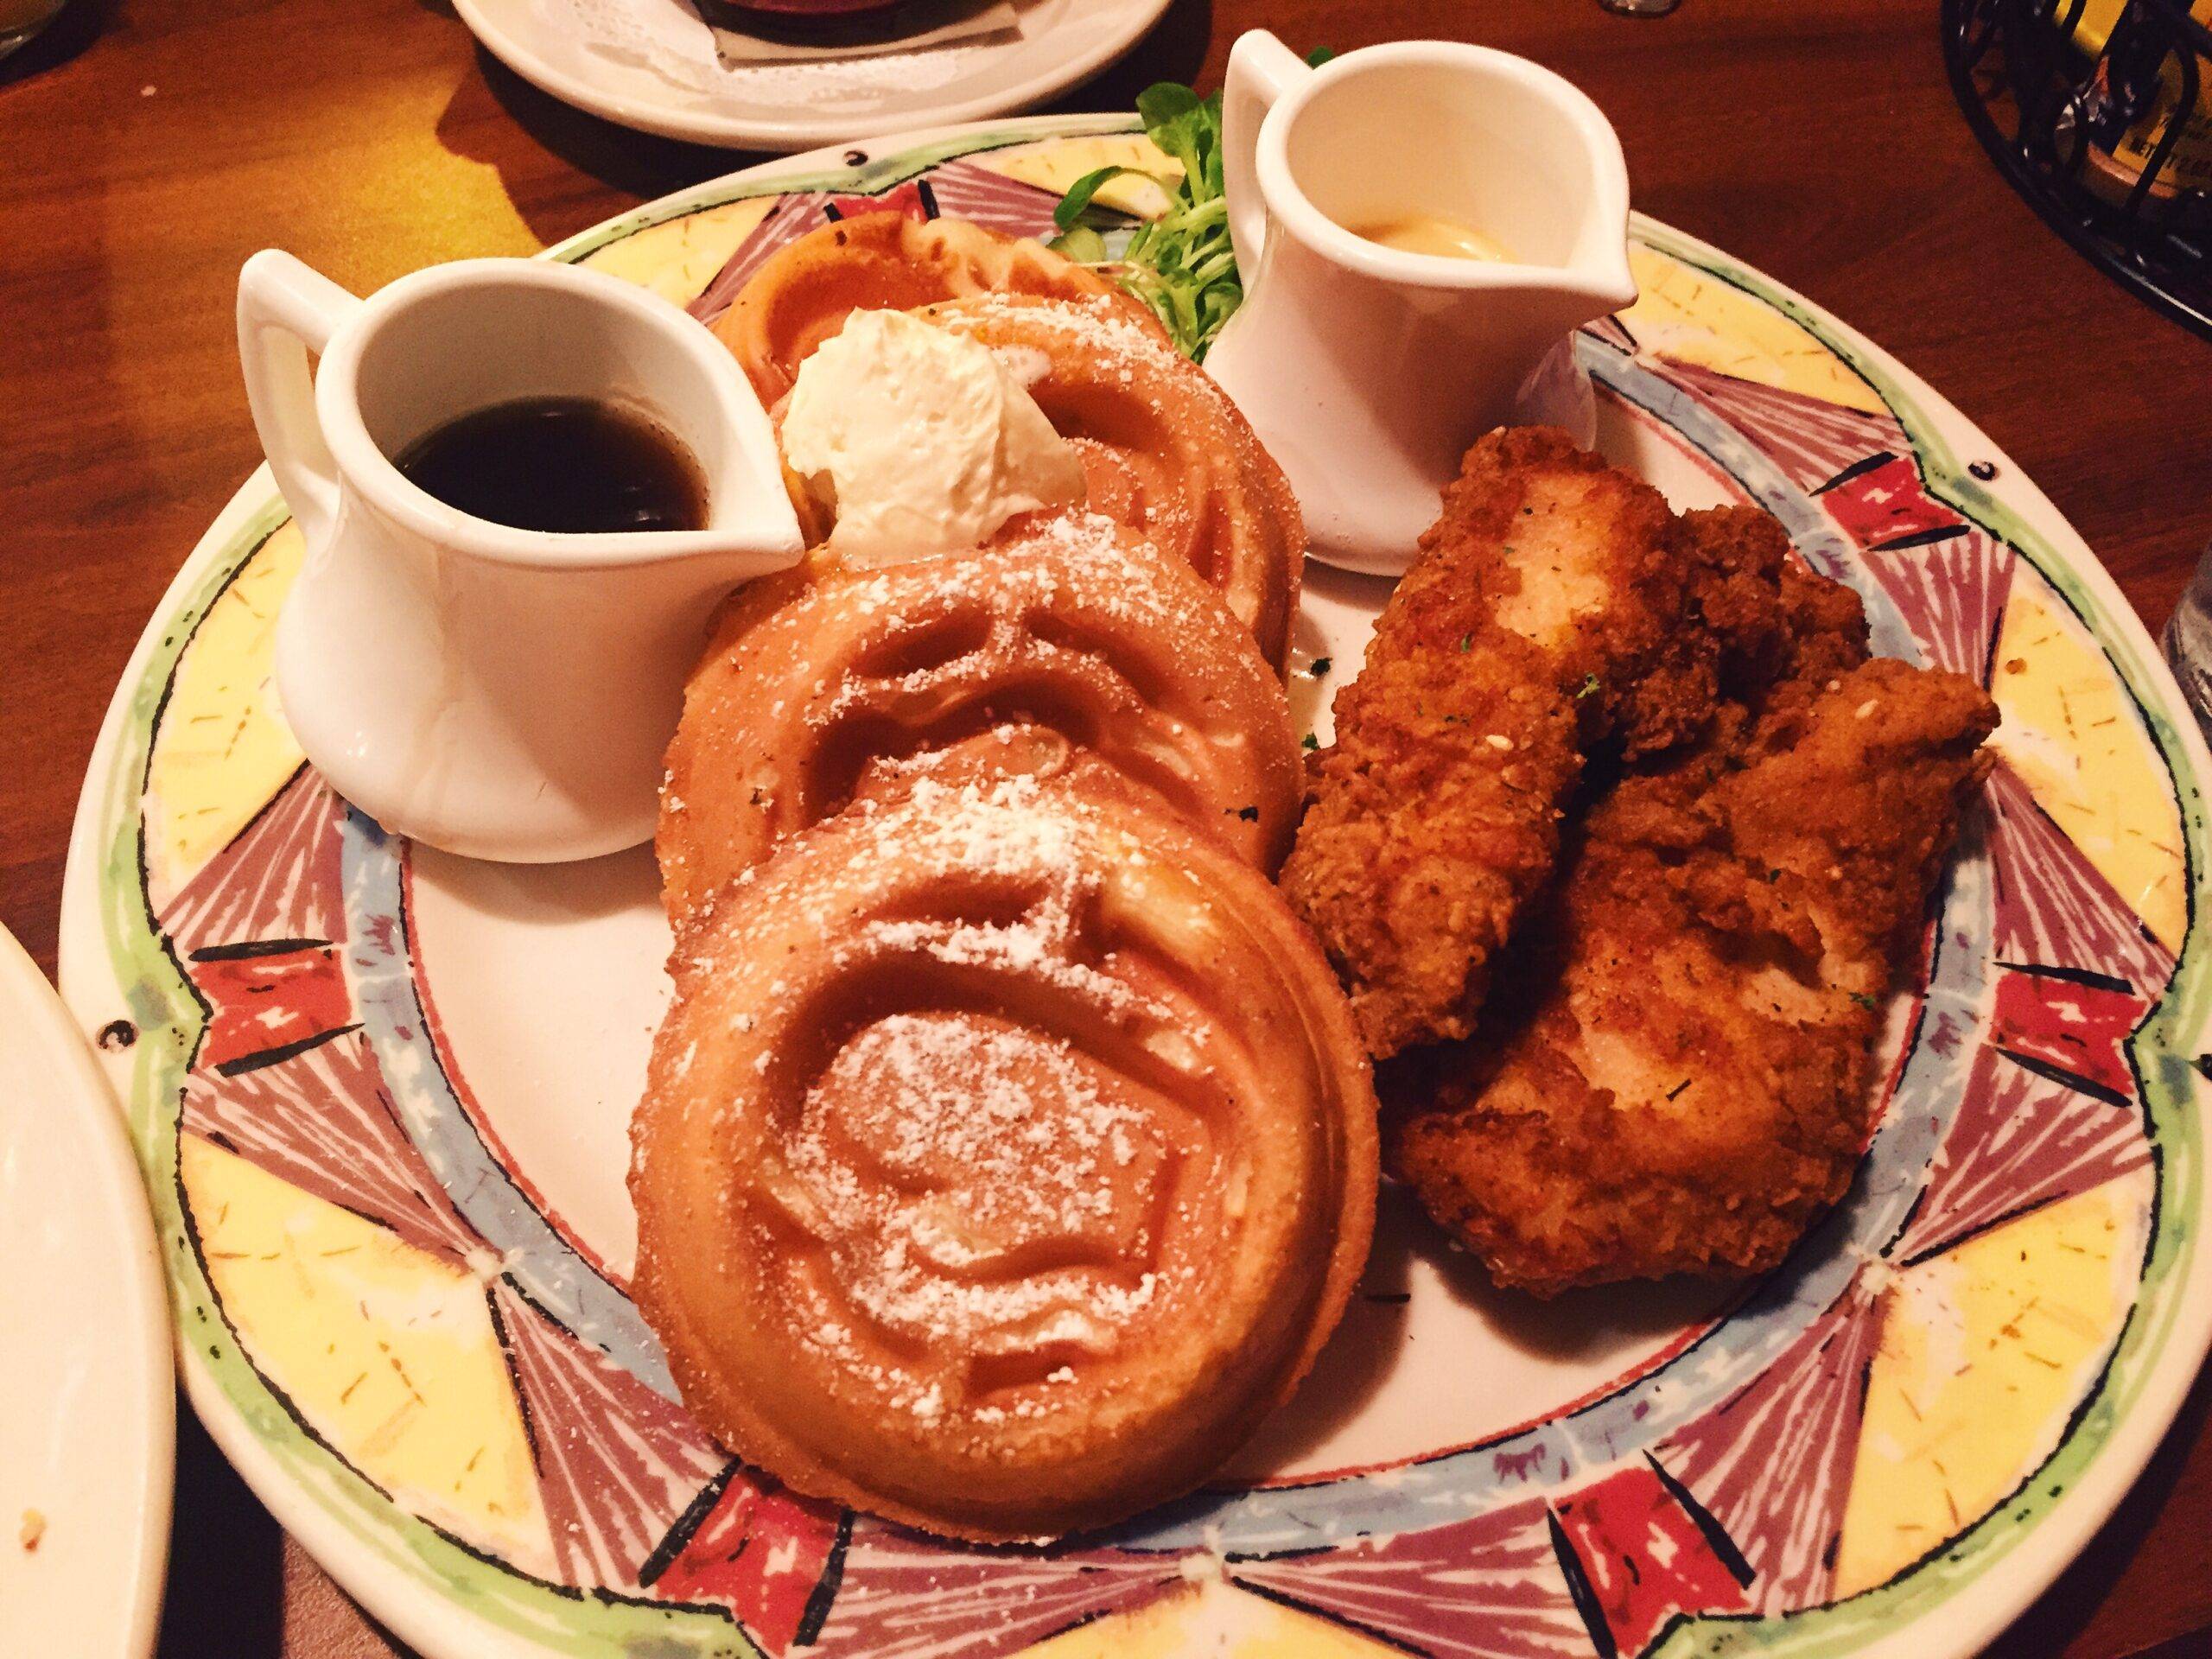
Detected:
[
  {"left": 1391, "top": 641, "right": 1998, "bottom": 1294},
  {"left": 1279, "top": 428, "right": 1791, "bottom": 1058}
]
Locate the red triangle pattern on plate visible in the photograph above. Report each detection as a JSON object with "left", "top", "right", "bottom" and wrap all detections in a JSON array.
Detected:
[
  {"left": 491, "top": 1276, "right": 731, "bottom": 1595},
  {"left": 1814, "top": 452, "right": 1969, "bottom": 551},
  {"left": 163, "top": 763, "right": 343, "bottom": 955},
  {"left": 180, "top": 1034, "right": 480, "bottom": 1265},
  {"left": 1643, "top": 358, "right": 1901, "bottom": 493},
  {"left": 1983, "top": 763, "right": 2176, "bottom": 992},
  {"left": 1552, "top": 1461, "right": 1754, "bottom": 1657},
  {"left": 804, "top": 1521, "right": 1188, "bottom": 1659},
  {"left": 640, "top": 1467, "right": 845, "bottom": 1652},
  {"left": 1653, "top": 1281, "right": 1887, "bottom": 1615},
  {"left": 1235, "top": 1496, "right": 1592, "bottom": 1659}
]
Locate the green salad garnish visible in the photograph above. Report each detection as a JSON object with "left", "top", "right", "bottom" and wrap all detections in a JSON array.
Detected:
[{"left": 1052, "top": 52, "right": 1331, "bottom": 360}]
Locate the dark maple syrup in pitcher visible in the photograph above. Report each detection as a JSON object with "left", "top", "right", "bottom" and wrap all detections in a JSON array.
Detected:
[{"left": 395, "top": 397, "right": 708, "bottom": 536}]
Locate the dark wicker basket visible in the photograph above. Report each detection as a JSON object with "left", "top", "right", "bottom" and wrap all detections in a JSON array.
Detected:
[{"left": 1943, "top": 0, "right": 2212, "bottom": 337}]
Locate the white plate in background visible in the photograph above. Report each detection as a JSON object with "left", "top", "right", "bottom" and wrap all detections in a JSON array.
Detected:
[
  {"left": 453, "top": 0, "right": 1172, "bottom": 149},
  {"left": 0, "top": 922, "right": 173, "bottom": 1659}
]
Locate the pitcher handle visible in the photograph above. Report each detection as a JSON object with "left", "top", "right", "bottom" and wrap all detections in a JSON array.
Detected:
[
  {"left": 237, "top": 250, "right": 365, "bottom": 547},
  {"left": 1221, "top": 30, "right": 1313, "bottom": 279}
]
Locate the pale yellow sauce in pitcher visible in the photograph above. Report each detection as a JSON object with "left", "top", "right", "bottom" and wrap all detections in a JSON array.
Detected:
[{"left": 1343, "top": 213, "right": 1515, "bottom": 263}]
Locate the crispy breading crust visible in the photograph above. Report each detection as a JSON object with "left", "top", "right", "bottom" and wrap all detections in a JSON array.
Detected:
[
  {"left": 1391, "top": 649, "right": 1998, "bottom": 1294},
  {"left": 1280, "top": 428, "right": 1792, "bottom": 1058}
]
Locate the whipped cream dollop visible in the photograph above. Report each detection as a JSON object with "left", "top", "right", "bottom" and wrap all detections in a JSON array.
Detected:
[{"left": 779, "top": 308, "right": 1087, "bottom": 568}]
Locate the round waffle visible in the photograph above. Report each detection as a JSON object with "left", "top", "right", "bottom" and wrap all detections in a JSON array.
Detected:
[
  {"left": 658, "top": 512, "right": 1301, "bottom": 923},
  {"left": 715, "top": 214, "right": 1151, "bottom": 410},
  {"left": 630, "top": 770, "right": 1378, "bottom": 1541},
  {"left": 713, "top": 216, "right": 1303, "bottom": 666},
  {"left": 920, "top": 292, "right": 1304, "bottom": 669}
]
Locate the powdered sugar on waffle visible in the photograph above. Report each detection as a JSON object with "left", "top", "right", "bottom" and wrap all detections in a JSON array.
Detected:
[
  {"left": 809, "top": 515, "right": 1182, "bottom": 725},
  {"left": 925, "top": 295, "right": 1278, "bottom": 632},
  {"left": 786, "top": 1012, "right": 1164, "bottom": 1360},
  {"left": 943, "top": 290, "right": 1181, "bottom": 374},
  {"left": 864, "top": 771, "right": 1085, "bottom": 880},
  {"left": 737, "top": 774, "right": 1220, "bottom": 1419},
  {"left": 755, "top": 513, "right": 1157, "bottom": 652},
  {"left": 828, "top": 774, "right": 1143, "bottom": 1014}
]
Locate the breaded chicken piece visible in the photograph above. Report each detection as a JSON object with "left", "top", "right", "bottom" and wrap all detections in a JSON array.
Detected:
[
  {"left": 1280, "top": 428, "right": 1789, "bottom": 1058},
  {"left": 1391, "top": 649, "right": 1998, "bottom": 1294}
]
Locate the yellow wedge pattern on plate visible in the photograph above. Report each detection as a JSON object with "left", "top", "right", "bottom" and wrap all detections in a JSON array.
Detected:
[
  {"left": 981, "top": 134, "right": 1182, "bottom": 220},
  {"left": 1834, "top": 1168, "right": 2151, "bottom": 1597},
  {"left": 1990, "top": 571, "right": 2187, "bottom": 951},
  {"left": 1619, "top": 245, "right": 1886, "bottom": 415},
  {"left": 1015, "top": 1578, "right": 1402, "bottom": 1658},
  {"left": 145, "top": 522, "right": 307, "bottom": 903},
  {"left": 579, "top": 197, "right": 779, "bottom": 308},
  {"left": 180, "top": 1134, "right": 553, "bottom": 1575}
]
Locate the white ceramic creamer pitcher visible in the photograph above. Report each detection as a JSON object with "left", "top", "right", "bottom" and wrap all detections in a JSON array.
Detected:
[
  {"left": 237, "top": 251, "right": 803, "bottom": 864},
  {"left": 1205, "top": 31, "right": 1638, "bottom": 575}
]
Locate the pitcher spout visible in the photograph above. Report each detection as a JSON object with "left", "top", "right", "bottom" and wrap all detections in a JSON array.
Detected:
[
  {"left": 622, "top": 515, "right": 805, "bottom": 590},
  {"left": 1522, "top": 257, "right": 1638, "bottom": 345},
  {"left": 1568, "top": 251, "right": 1640, "bottom": 321}
]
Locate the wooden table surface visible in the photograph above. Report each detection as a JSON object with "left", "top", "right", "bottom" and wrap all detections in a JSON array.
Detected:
[{"left": 4, "top": 0, "right": 2210, "bottom": 1653}]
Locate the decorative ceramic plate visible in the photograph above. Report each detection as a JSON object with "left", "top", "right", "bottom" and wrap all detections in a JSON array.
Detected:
[
  {"left": 0, "top": 921, "right": 174, "bottom": 1658},
  {"left": 452, "top": 0, "right": 1171, "bottom": 150},
  {"left": 60, "top": 115, "right": 2212, "bottom": 1659}
]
